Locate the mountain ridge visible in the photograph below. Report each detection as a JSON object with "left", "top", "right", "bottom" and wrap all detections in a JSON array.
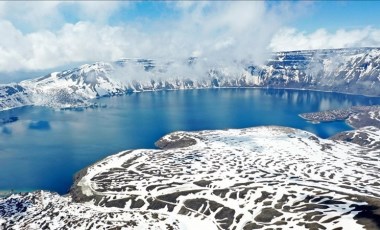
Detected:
[{"left": 1, "top": 47, "right": 379, "bottom": 111}]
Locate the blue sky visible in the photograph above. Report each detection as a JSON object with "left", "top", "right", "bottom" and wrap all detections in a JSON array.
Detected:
[
  {"left": 294, "top": 1, "right": 380, "bottom": 32},
  {"left": 52, "top": 1, "right": 380, "bottom": 33},
  {"left": 69, "top": 1, "right": 380, "bottom": 31},
  {"left": 0, "top": 1, "right": 379, "bottom": 80},
  {"left": 10, "top": 1, "right": 380, "bottom": 33}
]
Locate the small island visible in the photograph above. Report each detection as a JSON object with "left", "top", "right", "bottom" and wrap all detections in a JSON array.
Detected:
[{"left": 299, "top": 105, "right": 380, "bottom": 128}]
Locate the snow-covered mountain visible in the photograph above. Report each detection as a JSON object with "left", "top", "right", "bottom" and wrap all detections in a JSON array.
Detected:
[
  {"left": 1, "top": 47, "right": 379, "bottom": 111},
  {"left": 261, "top": 48, "right": 380, "bottom": 95},
  {"left": 1, "top": 126, "right": 380, "bottom": 229},
  {"left": 20, "top": 62, "right": 125, "bottom": 109}
]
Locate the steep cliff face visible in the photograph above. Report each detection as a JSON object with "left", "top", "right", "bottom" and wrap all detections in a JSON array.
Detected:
[
  {"left": 259, "top": 48, "right": 380, "bottom": 95},
  {"left": 1, "top": 47, "right": 379, "bottom": 110}
]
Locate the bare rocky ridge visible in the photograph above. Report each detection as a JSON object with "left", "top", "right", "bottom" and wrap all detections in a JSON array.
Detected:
[{"left": 1, "top": 126, "right": 380, "bottom": 229}]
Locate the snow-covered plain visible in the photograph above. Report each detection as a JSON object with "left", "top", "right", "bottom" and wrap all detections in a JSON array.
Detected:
[{"left": 1, "top": 126, "right": 380, "bottom": 229}]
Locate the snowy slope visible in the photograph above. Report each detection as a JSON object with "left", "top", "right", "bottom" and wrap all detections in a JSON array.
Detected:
[
  {"left": 1, "top": 47, "right": 380, "bottom": 111},
  {"left": 0, "top": 84, "right": 32, "bottom": 110},
  {"left": 1, "top": 126, "right": 380, "bottom": 229},
  {"left": 0, "top": 191, "right": 194, "bottom": 229},
  {"left": 19, "top": 62, "right": 126, "bottom": 108}
]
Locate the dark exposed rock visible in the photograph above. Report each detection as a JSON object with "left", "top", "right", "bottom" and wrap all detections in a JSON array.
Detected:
[
  {"left": 193, "top": 180, "right": 212, "bottom": 187},
  {"left": 351, "top": 195, "right": 380, "bottom": 230},
  {"left": 155, "top": 133, "right": 198, "bottom": 149},
  {"left": 243, "top": 222, "right": 263, "bottom": 229},
  {"left": 298, "top": 222, "right": 327, "bottom": 229},
  {"left": 254, "top": 208, "right": 283, "bottom": 223}
]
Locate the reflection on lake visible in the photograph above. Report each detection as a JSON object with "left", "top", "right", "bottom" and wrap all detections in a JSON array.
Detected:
[{"left": 28, "top": 121, "right": 51, "bottom": 130}]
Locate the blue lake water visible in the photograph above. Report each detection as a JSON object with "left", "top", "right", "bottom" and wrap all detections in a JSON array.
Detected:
[{"left": 1, "top": 88, "right": 380, "bottom": 194}]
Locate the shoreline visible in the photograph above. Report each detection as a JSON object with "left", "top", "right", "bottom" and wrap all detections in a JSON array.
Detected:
[
  {"left": 1, "top": 86, "right": 380, "bottom": 113},
  {"left": 299, "top": 105, "right": 380, "bottom": 130},
  {"left": 0, "top": 121, "right": 373, "bottom": 199}
]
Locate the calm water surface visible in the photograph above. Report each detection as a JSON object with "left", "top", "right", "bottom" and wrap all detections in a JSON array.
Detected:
[{"left": 1, "top": 88, "right": 380, "bottom": 194}]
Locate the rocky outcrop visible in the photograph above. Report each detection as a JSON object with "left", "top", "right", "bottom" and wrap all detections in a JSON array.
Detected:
[{"left": 155, "top": 132, "right": 199, "bottom": 149}]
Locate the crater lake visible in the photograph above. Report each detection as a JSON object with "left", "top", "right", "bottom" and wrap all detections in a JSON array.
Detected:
[{"left": 1, "top": 88, "right": 380, "bottom": 194}]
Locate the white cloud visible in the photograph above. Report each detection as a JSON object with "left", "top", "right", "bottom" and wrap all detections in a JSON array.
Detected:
[
  {"left": 4, "top": 1, "right": 380, "bottom": 77},
  {"left": 270, "top": 27, "right": 380, "bottom": 51},
  {"left": 0, "top": 21, "right": 134, "bottom": 72},
  {"left": 0, "top": 1, "right": 306, "bottom": 75},
  {"left": 160, "top": 1, "right": 297, "bottom": 65},
  {"left": 0, "top": 1, "right": 128, "bottom": 31},
  {"left": 76, "top": 1, "right": 125, "bottom": 23},
  {"left": 0, "top": 1, "right": 64, "bottom": 31}
]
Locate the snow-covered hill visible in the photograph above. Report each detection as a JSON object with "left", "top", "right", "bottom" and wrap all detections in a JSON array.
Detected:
[
  {"left": 1, "top": 126, "right": 380, "bottom": 229},
  {"left": 1, "top": 47, "right": 380, "bottom": 111}
]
